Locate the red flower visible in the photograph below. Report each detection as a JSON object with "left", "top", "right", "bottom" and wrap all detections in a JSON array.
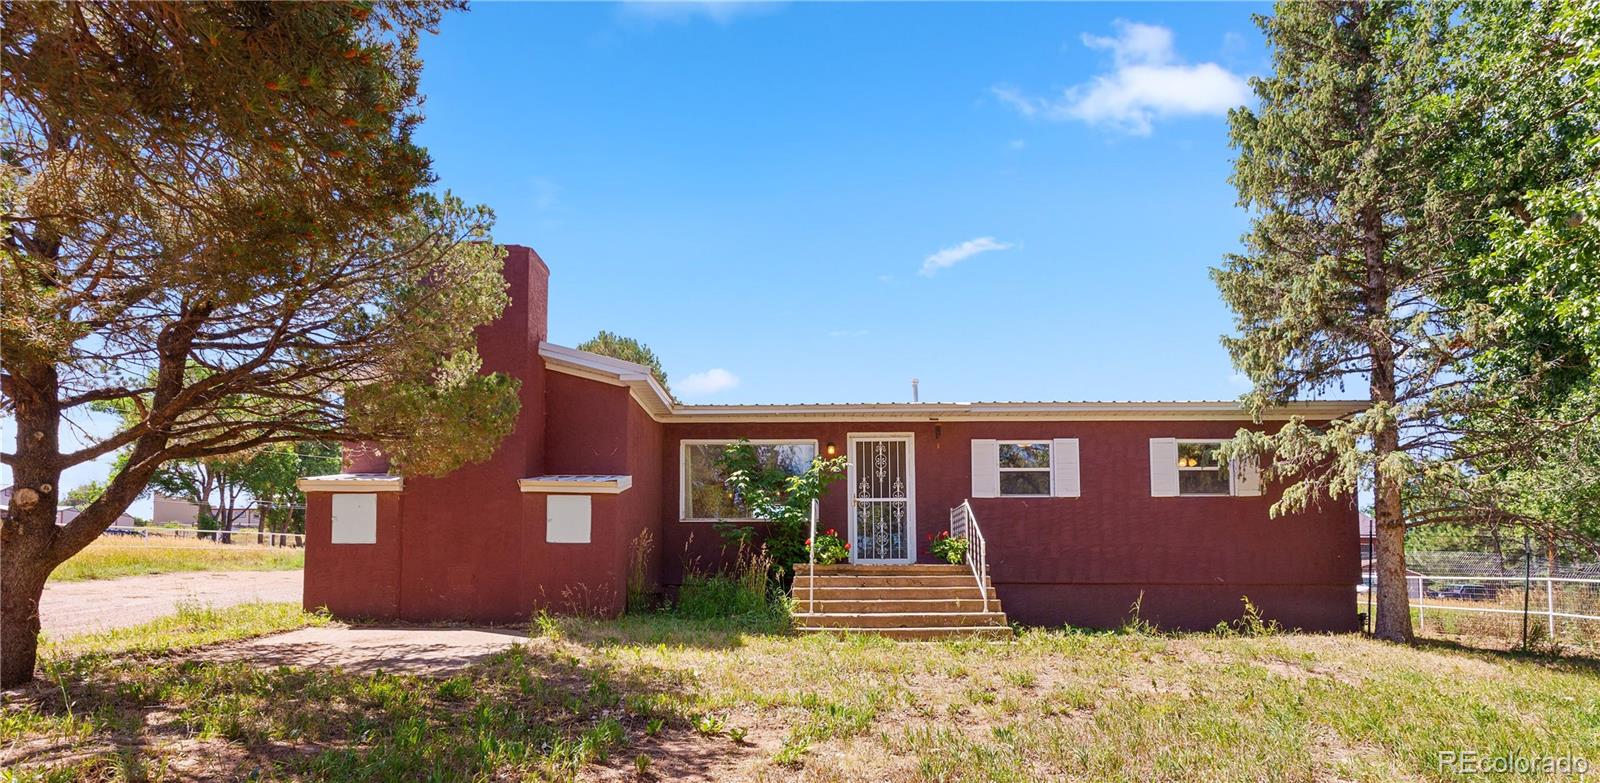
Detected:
[
  {"left": 844, "top": 543, "right": 851, "bottom": 550},
  {"left": 805, "top": 538, "right": 812, "bottom": 546},
  {"left": 825, "top": 528, "right": 837, "bottom": 536}
]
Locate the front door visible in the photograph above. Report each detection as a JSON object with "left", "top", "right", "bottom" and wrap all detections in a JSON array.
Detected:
[{"left": 847, "top": 434, "right": 915, "bottom": 564}]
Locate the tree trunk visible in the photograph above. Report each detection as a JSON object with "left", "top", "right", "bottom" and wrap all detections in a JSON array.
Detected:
[
  {"left": 1, "top": 362, "right": 63, "bottom": 688},
  {"left": 0, "top": 546, "right": 53, "bottom": 688},
  {"left": 1366, "top": 302, "right": 1413, "bottom": 642},
  {"left": 1372, "top": 465, "right": 1414, "bottom": 642}
]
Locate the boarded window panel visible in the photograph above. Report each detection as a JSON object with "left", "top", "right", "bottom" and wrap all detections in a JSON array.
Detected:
[
  {"left": 547, "top": 495, "right": 592, "bottom": 544},
  {"left": 330, "top": 494, "right": 377, "bottom": 544}
]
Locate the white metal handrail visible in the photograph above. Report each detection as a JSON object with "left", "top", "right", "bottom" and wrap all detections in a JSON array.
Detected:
[
  {"left": 807, "top": 498, "right": 818, "bottom": 613},
  {"left": 950, "top": 500, "right": 989, "bottom": 613}
]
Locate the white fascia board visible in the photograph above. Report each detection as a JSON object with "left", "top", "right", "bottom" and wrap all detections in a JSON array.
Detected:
[
  {"left": 538, "top": 342, "right": 674, "bottom": 418},
  {"left": 297, "top": 474, "right": 404, "bottom": 493},
  {"left": 538, "top": 342, "right": 1364, "bottom": 423},
  {"left": 661, "top": 400, "right": 1366, "bottom": 423}
]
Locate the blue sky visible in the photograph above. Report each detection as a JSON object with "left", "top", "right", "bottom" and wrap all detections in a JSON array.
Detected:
[
  {"left": 15, "top": 1, "right": 1284, "bottom": 508},
  {"left": 419, "top": 1, "right": 1272, "bottom": 404}
]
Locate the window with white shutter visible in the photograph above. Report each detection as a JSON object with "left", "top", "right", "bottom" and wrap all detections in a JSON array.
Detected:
[
  {"left": 1232, "top": 457, "right": 1263, "bottom": 497},
  {"left": 1149, "top": 438, "right": 1180, "bottom": 497},
  {"left": 970, "top": 439, "right": 999, "bottom": 498},
  {"left": 1052, "top": 438, "right": 1081, "bottom": 497}
]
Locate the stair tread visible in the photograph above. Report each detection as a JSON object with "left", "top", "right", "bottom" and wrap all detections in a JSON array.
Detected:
[
  {"left": 793, "top": 611, "right": 1008, "bottom": 618},
  {"left": 795, "top": 626, "right": 1014, "bottom": 637}
]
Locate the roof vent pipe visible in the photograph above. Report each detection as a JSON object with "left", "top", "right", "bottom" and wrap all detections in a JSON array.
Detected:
[{"left": 912, "top": 378, "right": 920, "bottom": 403}]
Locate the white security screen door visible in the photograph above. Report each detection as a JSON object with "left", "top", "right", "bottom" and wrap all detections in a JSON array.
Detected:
[{"left": 848, "top": 434, "right": 916, "bottom": 564}]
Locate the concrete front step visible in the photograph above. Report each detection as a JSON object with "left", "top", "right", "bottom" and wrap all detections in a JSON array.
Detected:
[
  {"left": 796, "top": 563, "right": 975, "bottom": 576},
  {"left": 793, "top": 574, "right": 981, "bottom": 589},
  {"left": 798, "top": 586, "right": 998, "bottom": 601},
  {"left": 790, "top": 563, "right": 1010, "bottom": 639},
  {"left": 795, "top": 625, "right": 1014, "bottom": 640},
  {"left": 792, "top": 611, "right": 1009, "bottom": 629},
  {"left": 796, "top": 598, "right": 1003, "bottom": 613}
]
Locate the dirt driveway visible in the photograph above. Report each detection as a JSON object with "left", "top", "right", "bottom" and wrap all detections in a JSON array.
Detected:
[{"left": 40, "top": 570, "right": 302, "bottom": 639}]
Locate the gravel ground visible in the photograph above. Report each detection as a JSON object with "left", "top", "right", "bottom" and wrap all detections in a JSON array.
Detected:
[{"left": 40, "top": 569, "right": 303, "bottom": 639}]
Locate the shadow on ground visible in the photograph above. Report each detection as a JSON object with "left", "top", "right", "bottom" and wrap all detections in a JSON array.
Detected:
[{"left": 2, "top": 621, "right": 762, "bottom": 781}]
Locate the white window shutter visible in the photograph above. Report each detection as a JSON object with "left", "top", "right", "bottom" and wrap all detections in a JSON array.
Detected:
[
  {"left": 1233, "top": 457, "right": 1263, "bottom": 497},
  {"left": 1052, "top": 438, "right": 1081, "bottom": 497},
  {"left": 1149, "top": 438, "right": 1179, "bottom": 497},
  {"left": 970, "top": 439, "right": 999, "bottom": 498}
]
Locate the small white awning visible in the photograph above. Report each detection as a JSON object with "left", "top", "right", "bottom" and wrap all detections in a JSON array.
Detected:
[
  {"left": 296, "top": 473, "right": 405, "bottom": 493},
  {"left": 518, "top": 475, "right": 632, "bottom": 494}
]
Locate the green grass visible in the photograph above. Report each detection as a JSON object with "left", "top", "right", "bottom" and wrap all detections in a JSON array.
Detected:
[
  {"left": 40, "top": 600, "right": 330, "bottom": 656},
  {"left": 47, "top": 538, "right": 304, "bottom": 582},
  {"left": 4, "top": 610, "right": 1598, "bottom": 781}
]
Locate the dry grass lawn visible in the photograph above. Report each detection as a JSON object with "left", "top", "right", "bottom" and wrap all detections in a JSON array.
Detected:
[
  {"left": 3, "top": 607, "right": 1598, "bottom": 781},
  {"left": 47, "top": 538, "right": 304, "bottom": 582}
]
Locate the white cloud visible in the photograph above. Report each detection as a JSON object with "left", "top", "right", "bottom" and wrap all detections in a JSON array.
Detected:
[
  {"left": 993, "top": 21, "right": 1249, "bottom": 136},
  {"left": 1008, "top": 138, "right": 1027, "bottom": 150},
  {"left": 679, "top": 368, "right": 740, "bottom": 395},
  {"left": 616, "top": 1, "right": 781, "bottom": 26},
  {"left": 919, "top": 236, "right": 1015, "bottom": 277}
]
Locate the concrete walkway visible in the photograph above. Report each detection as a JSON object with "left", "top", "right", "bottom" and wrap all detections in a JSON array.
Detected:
[{"left": 40, "top": 570, "right": 302, "bottom": 639}]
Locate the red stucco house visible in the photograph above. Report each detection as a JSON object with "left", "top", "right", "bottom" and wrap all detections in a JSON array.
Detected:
[{"left": 298, "top": 246, "right": 1363, "bottom": 633}]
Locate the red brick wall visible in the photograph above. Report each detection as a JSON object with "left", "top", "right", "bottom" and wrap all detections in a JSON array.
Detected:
[
  {"left": 303, "top": 492, "right": 403, "bottom": 618},
  {"left": 658, "top": 419, "right": 1359, "bottom": 631},
  {"left": 303, "top": 246, "right": 553, "bottom": 623},
  {"left": 302, "top": 245, "right": 1356, "bottom": 632}
]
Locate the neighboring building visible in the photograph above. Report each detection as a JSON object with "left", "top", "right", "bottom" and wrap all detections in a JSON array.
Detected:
[
  {"left": 152, "top": 493, "right": 264, "bottom": 529},
  {"left": 2, "top": 488, "right": 137, "bottom": 527},
  {"left": 299, "top": 246, "right": 1363, "bottom": 632},
  {"left": 55, "top": 506, "right": 137, "bottom": 528}
]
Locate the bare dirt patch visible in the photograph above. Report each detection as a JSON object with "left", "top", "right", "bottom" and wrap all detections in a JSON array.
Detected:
[{"left": 205, "top": 625, "right": 530, "bottom": 675}]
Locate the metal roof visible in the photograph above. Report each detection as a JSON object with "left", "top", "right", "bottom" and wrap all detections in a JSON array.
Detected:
[{"left": 538, "top": 342, "right": 1368, "bottom": 423}]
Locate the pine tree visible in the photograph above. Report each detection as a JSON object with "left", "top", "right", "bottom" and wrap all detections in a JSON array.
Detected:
[
  {"left": 1, "top": 2, "right": 517, "bottom": 685},
  {"left": 1216, "top": 2, "right": 1460, "bottom": 642}
]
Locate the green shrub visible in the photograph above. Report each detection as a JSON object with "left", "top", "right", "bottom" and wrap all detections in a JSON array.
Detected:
[{"left": 676, "top": 545, "right": 775, "bottom": 619}]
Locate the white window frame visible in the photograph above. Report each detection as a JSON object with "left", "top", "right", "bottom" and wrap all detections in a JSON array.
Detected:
[
  {"left": 678, "top": 438, "right": 819, "bottom": 522},
  {"left": 996, "top": 440, "right": 1053, "bottom": 497},
  {"left": 1176, "top": 439, "right": 1234, "bottom": 497}
]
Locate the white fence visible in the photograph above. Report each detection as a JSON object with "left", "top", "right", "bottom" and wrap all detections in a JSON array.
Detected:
[
  {"left": 1407, "top": 574, "right": 1600, "bottom": 639},
  {"left": 100, "top": 525, "right": 305, "bottom": 548}
]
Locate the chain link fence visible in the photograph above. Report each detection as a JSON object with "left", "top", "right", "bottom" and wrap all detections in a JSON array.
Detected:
[{"left": 1363, "top": 550, "right": 1600, "bottom": 651}]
